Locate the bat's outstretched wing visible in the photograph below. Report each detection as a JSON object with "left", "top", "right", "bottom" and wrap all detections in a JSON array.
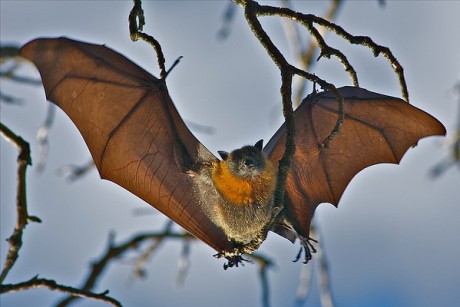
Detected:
[
  {"left": 264, "top": 86, "right": 446, "bottom": 238},
  {"left": 20, "top": 37, "right": 231, "bottom": 253}
]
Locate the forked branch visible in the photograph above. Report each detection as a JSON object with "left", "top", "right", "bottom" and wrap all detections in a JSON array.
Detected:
[
  {"left": 280, "top": 0, "right": 344, "bottom": 106},
  {"left": 237, "top": 0, "right": 346, "bottom": 211},
  {"left": 251, "top": 0, "right": 408, "bottom": 102},
  {"left": 235, "top": 0, "right": 409, "bottom": 210}
]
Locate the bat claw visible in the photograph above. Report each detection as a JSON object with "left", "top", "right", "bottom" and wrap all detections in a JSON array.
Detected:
[
  {"left": 293, "top": 236, "right": 318, "bottom": 264},
  {"left": 214, "top": 240, "right": 262, "bottom": 270},
  {"left": 213, "top": 251, "right": 252, "bottom": 270},
  {"left": 223, "top": 255, "right": 252, "bottom": 270}
]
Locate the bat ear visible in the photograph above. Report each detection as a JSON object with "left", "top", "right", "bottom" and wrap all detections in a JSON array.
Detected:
[
  {"left": 254, "top": 139, "right": 263, "bottom": 151},
  {"left": 218, "top": 151, "right": 229, "bottom": 160}
]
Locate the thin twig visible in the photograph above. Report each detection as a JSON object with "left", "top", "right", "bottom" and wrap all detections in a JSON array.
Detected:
[
  {"left": 0, "top": 72, "right": 42, "bottom": 86},
  {"left": 257, "top": 3, "right": 357, "bottom": 87},
  {"left": 129, "top": 0, "right": 167, "bottom": 78},
  {"left": 431, "top": 81, "right": 460, "bottom": 177},
  {"left": 36, "top": 103, "right": 55, "bottom": 173},
  {"left": 294, "top": 263, "right": 313, "bottom": 306},
  {"left": 260, "top": 5, "right": 408, "bottom": 101},
  {"left": 133, "top": 220, "right": 173, "bottom": 279},
  {"left": 279, "top": 0, "right": 303, "bottom": 64},
  {"left": 293, "top": 0, "right": 343, "bottom": 106},
  {"left": 250, "top": 253, "right": 275, "bottom": 307},
  {"left": 280, "top": 0, "right": 344, "bottom": 107},
  {"left": 0, "top": 122, "right": 40, "bottom": 284},
  {"left": 313, "top": 223, "right": 335, "bottom": 307},
  {"left": 1, "top": 55, "right": 42, "bottom": 104},
  {"left": 176, "top": 240, "right": 192, "bottom": 287},
  {"left": 254, "top": 3, "right": 408, "bottom": 101},
  {"left": 0, "top": 276, "right": 121, "bottom": 307},
  {"left": 0, "top": 53, "right": 42, "bottom": 86},
  {"left": 1, "top": 45, "right": 20, "bottom": 61},
  {"left": 217, "top": 1, "right": 237, "bottom": 39},
  {"left": 57, "top": 158, "right": 95, "bottom": 182},
  {"left": 0, "top": 92, "right": 23, "bottom": 104}
]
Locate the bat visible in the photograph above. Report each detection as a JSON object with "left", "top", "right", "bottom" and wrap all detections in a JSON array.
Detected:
[{"left": 19, "top": 37, "right": 446, "bottom": 268}]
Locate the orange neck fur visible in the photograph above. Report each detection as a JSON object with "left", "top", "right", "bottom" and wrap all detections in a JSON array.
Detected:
[{"left": 211, "top": 160, "right": 276, "bottom": 205}]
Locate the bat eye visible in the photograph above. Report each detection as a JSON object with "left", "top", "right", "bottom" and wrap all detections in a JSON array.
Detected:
[{"left": 244, "top": 159, "right": 253, "bottom": 167}]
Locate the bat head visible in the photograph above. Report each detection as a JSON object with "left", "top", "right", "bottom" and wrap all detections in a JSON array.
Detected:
[{"left": 218, "top": 140, "right": 266, "bottom": 180}]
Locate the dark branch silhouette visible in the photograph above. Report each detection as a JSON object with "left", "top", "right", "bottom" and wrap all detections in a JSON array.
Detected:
[
  {"left": 1, "top": 276, "right": 122, "bottom": 307},
  {"left": 129, "top": 0, "right": 166, "bottom": 78}
]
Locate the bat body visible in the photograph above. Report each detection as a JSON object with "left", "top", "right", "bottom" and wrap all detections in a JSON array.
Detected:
[
  {"left": 192, "top": 140, "right": 281, "bottom": 259},
  {"left": 19, "top": 37, "right": 446, "bottom": 267}
]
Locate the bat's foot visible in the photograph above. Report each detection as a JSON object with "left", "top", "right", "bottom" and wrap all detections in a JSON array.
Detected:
[
  {"left": 223, "top": 255, "right": 252, "bottom": 270},
  {"left": 293, "top": 236, "right": 318, "bottom": 264},
  {"left": 213, "top": 239, "right": 263, "bottom": 270},
  {"left": 213, "top": 250, "right": 253, "bottom": 270}
]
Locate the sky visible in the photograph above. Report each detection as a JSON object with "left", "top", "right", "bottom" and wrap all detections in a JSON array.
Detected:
[{"left": 1, "top": 1, "right": 460, "bottom": 307}]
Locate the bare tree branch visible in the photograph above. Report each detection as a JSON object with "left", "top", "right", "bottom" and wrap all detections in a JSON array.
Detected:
[
  {"left": 249, "top": 253, "right": 275, "bottom": 307},
  {"left": 236, "top": 1, "right": 345, "bottom": 208},
  {"left": 129, "top": 0, "right": 167, "bottom": 78},
  {"left": 281, "top": 0, "right": 344, "bottom": 107},
  {"left": 56, "top": 158, "right": 95, "bottom": 182},
  {"left": 35, "top": 103, "right": 56, "bottom": 173},
  {"left": 0, "top": 276, "right": 122, "bottom": 307},
  {"left": 1, "top": 49, "right": 41, "bottom": 104},
  {"left": 314, "top": 223, "right": 335, "bottom": 307},
  {"left": 175, "top": 240, "right": 192, "bottom": 286},
  {"left": 55, "top": 224, "right": 195, "bottom": 306},
  {"left": 0, "top": 120, "right": 119, "bottom": 307},
  {"left": 1, "top": 45, "right": 20, "bottom": 61},
  {"left": 0, "top": 122, "right": 40, "bottom": 284},
  {"left": 254, "top": 2, "right": 408, "bottom": 102},
  {"left": 217, "top": 1, "right": 238, "bottom": 39},
  {"left": 294, "top": 263, "right": 313, "bottom": 306},
  {"left": 238, "top": 0, "right": 297, "bottom": 213},
  {"left": 133, "top": 220, "right": 174, "bottom": 279}
]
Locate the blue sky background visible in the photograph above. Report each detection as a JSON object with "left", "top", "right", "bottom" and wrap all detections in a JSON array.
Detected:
[{"left": 1, "top": 1, "right": 459, "bottom": 307}]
